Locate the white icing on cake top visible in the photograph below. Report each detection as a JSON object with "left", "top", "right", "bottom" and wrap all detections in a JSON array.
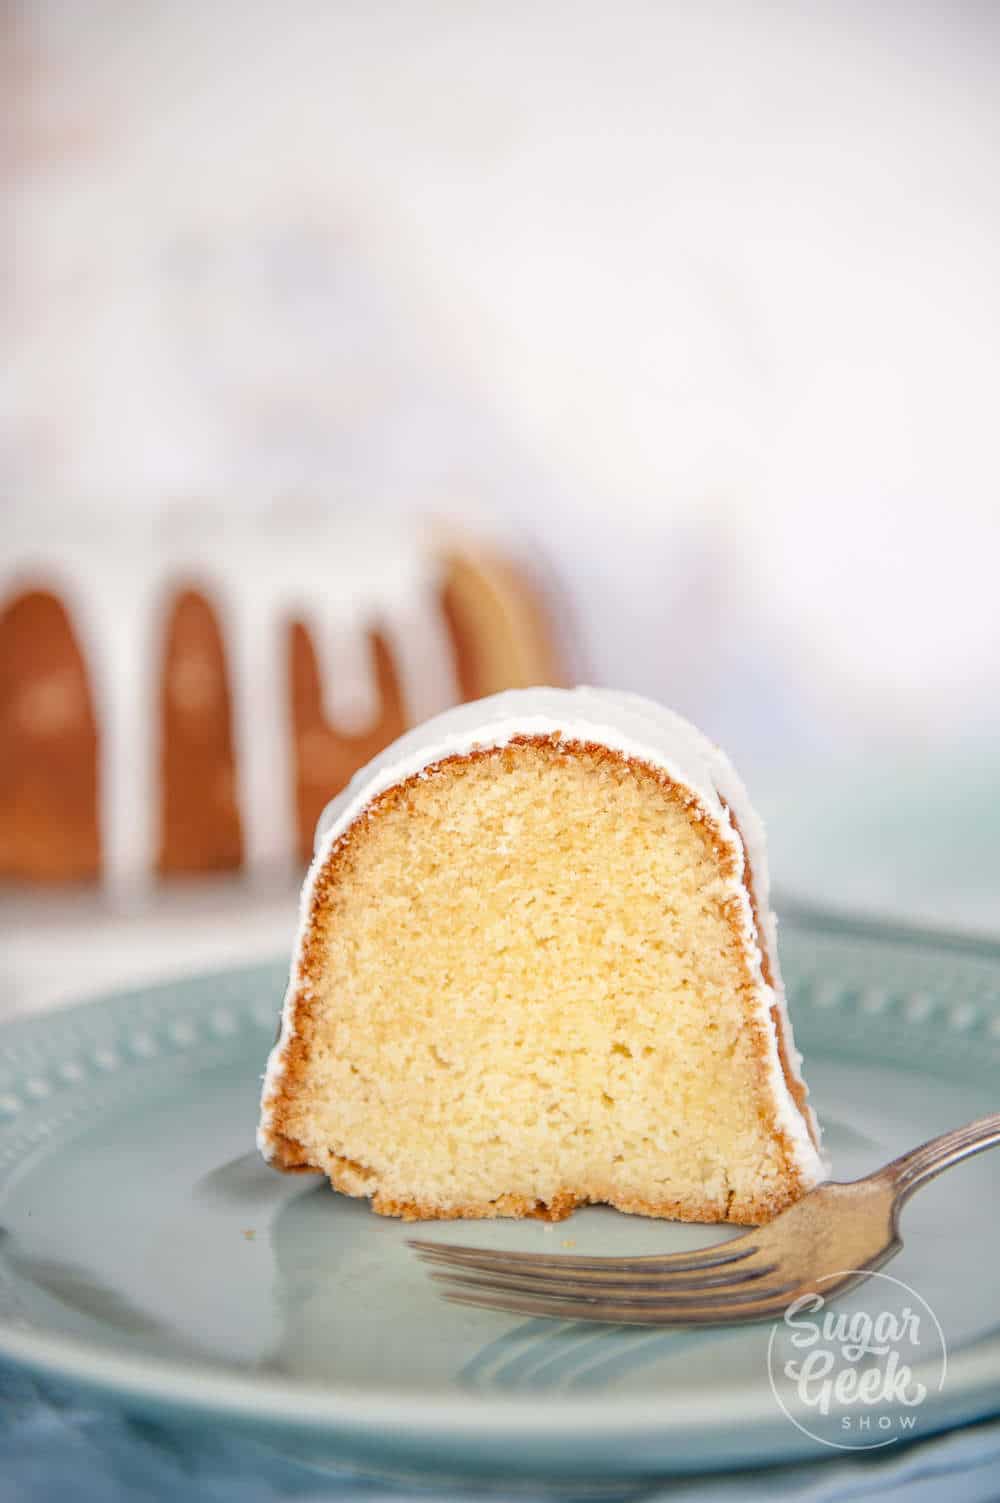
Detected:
[
  {"left": 261, "top": 686, "right": 825, "bottom": 1185},
  {"left": 0, "top": 514, "right": 459, "bottom": 895}
]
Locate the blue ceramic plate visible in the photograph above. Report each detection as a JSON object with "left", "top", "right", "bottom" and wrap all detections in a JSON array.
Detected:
[{"left": 1, "top": 909, "right": 998, "bottom": 1484}]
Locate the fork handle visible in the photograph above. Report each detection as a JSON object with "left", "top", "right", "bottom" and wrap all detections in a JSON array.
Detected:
[{"left": 877, "top": 1112, "right": 1000, "bottom": 1204}]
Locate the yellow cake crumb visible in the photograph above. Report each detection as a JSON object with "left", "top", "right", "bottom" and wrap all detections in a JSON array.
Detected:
[{"left": 260, "top": 736, "right": 820, "bottom": 1225}]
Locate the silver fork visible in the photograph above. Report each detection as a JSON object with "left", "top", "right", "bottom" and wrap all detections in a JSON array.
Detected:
[{"left": 409, "top": 1114, "right": 1000, "bottom": 1326}]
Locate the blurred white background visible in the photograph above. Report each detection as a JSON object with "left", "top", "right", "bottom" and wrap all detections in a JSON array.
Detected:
[{"left": 5, "top": 0, "right": 1000, "bottom": 940}]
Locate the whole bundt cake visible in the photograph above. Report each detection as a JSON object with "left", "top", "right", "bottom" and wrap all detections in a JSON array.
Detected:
[{"left": 0, "top": 517, "right": 563, "bottom": 889}]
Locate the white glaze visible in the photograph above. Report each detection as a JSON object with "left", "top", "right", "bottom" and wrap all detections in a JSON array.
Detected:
[
  {"left": 260, "top": 686, "right": 826, "bottom": 1186},
  {"left": 0, "top": 513, "right": 455, "bottom": 895}
]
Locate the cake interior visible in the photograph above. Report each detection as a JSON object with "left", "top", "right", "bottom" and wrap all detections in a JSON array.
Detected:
[{"left": 274, "top": 739, "right": 804, "bottom": 1223}]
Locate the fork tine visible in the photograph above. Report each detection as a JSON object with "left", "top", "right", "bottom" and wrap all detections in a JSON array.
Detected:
[
  {"left": 412, "top": 1245, "right": 769, "bottom": 1289},
  {"left": 437, "top": 1273, "right": 792, "bottom": 1307},
  {"left": 407, "top": 1233, "right": 759, "bottom": 1277},
  {"left": 442, "top": 1285, "right": 798, "bottom": 1327},
  {"left": 429, "top": 1259, "right": 780, "bottom": 1300}
]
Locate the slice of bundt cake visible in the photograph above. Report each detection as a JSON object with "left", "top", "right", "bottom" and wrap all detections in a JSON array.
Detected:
[{"left": 258, "top": 688, "right": 825, "bottom": 1224}]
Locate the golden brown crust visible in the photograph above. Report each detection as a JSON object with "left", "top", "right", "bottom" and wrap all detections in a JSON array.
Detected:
[
  {"left": 360, "top": 1190, "right": 799, "bottom": 1225},
  {"left": 723, "top": 803, "right": 819, "bottom": 1151},
  {"left": 0, "top": 589, "right": 100, "bottom": 882},
  {"left": 439, "top": 550, "right": 566, "bottom": 699},
  {"left": 327, "top": 1161, "right": 799, "bottom": 1226},
  {"left": 289, "top": 623, "right": 407, "bottom": 865},
  {"left": 158, "top": 589, "right": 243, "bottom": 875},
  {"left": 261, "top": 735, "right": 813, "bottom": 1225}
]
